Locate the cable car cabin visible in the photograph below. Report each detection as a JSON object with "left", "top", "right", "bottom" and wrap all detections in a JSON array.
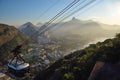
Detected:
[
  {"left": 8, "top": 62, "right": 29, "bottom": 77},
  {"left": 7, "top": 45, "right": 30, "bottom": 77}
]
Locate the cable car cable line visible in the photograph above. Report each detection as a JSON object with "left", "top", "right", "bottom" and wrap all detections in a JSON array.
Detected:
[
  {"left": 46, "top": 0, "right": 89, "bottom": 29},
  {"left": 50, "top": 0, "right": 87, "bottom": 23},
  {"left": 39, "top": 0, "right": 97, "bottom": 34},
  {"left": 74, "top": 0, "right": 101, "bottom": 18},
  {"left": 32, "top": 0, "right": 81, "bottom": 37},
  {"left": 33, "top": 0, "right": 61, "bottom": 23}
]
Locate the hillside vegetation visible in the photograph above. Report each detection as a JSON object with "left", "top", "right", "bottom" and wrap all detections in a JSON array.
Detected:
[
  {"left": 0, "top": 24, "right": 32, "bottom": 63},
  {"left": 35, "top": 33, "right": 120, "bottom": 80}
]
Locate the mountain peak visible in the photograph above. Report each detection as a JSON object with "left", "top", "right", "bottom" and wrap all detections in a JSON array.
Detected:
[
  {"left": 23, "top": 22, "right": 33, "bottom": 26},
  {"left": 72, "top": 17, "right": 79, "bottom": 21},
  {"left": 72, "top": 17, "right": 76, "bottom": 20},
  {"left": 70, "top": 17, "right": 81, "bottom": 23},
  {"left": 18, "top": 22, "right": 35, "bottom": 30},
  {"left": 18, "top": 22, "right": 37, "bottom": 37}
]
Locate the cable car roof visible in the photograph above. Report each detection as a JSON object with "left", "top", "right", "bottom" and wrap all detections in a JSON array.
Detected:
[{"left": 8, "top": 63, "right": 29, "bottom": 70}]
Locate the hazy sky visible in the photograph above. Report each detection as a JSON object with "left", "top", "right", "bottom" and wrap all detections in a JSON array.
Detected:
[{"left": 0, "top": 0, "right": 120, "bottom": 26}]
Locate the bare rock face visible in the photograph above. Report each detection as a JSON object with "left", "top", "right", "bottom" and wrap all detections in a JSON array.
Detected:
[{"left": 88, "top": 61, "right": 120, "bottom": 80}]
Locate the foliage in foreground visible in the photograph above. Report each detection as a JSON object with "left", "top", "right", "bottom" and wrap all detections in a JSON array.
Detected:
[{"left": 35, "top": 33, "right": 120, "bottom": 80}]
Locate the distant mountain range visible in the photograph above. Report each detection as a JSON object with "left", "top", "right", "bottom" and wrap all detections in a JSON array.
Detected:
[
  {"left": 18, "top": 17, "right": 120, "bottom": 40},
  {"left": 49, "top": 17, "right": 120, "bottom": 38}
]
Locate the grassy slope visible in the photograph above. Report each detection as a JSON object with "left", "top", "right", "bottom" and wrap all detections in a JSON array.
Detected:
[
  {"left": 35, "top": 33, "right": 120, "bottom": 80},
  {"left": 0, "top": 24, "right": 32, "bottom": 63}
]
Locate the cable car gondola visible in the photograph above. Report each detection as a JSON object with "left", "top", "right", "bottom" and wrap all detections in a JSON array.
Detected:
[{"left": 7, "top": 45, "right": 30, "bottom": 77}]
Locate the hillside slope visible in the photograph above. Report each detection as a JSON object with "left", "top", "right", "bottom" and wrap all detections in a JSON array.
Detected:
[
  {"left": 35, "top": 33, "right": 120, "bottom": 80},
  {"left": 0, "top": 24, "right": 32, "bottom": 63}
]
